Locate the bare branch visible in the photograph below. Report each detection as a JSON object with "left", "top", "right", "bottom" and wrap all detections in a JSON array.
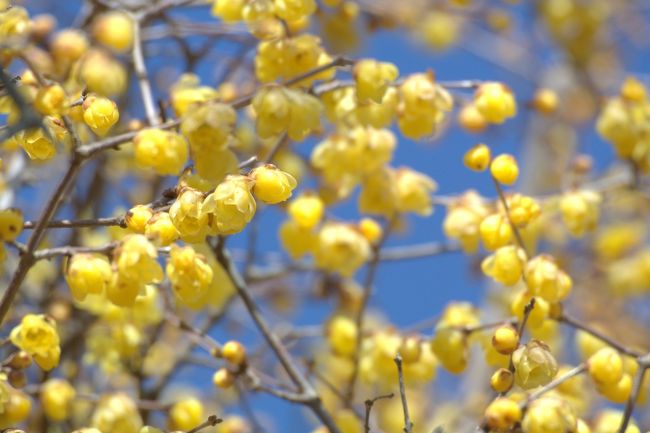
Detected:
[
  {"left": 364, "top": 393, "right": 394, "bottom": 433},
  {"left": 394, "top": 353, "right": 413, "bottom": 433}
]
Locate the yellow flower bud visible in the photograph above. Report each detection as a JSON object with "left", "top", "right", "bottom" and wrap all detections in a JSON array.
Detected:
[
  {"left": 511, "top": 292, "right": 549, "bottom": 329},
  {"left": 490, "top": 368, "right": 514, "bottom": 393},
  {"left": 213, "top": 368, "right": 236, "bottom": 388},
  {"left": 531, "top": 88, "right": 559, "bottom": 114},
  {"left": 327, "top": 315, "right": 358, "bottom": 357},
  {"left": 169, "top": 398, "right": 204, "bottom": 431},
  {"left": 222, "top": 340, "right": 247, "bottom": 365},
  {"left": 10, "top": 314, "right": 60, "bottom": 371},
  {"left": 287, "top": 193, "right": 324, "bottom": 229},
  {"left": 201, "top": 175, "right": 256, "bottom": 235},
  {"left": 521, "top": 397, "right": 577, "bottom": 433},
  {"left": 212, "top": 0, "right": 246, "bottom": 22},
  {"left": 458, "top": 103, "right": 487, "bottom": 133},
  {"left": 181, "top": 101, "right": 237, "bottom": 153},
  {"left": 0, "top": 208, "right": 23, "bottom": 241},
  {"left": 512, "top": 339, "right": 558, "bottom": 389},
  {"left": 481, "top": 245, "right": 526, "bottom": 286},
  {"left": 79, "top": 49, "right": 128, "bottom": 96},
  {"left": 166, "top": 245, "right": 213, "bottom": 306},
  {"left": 125, "top": 205, "right": 154, "bottom": 234},
  {"left": 588, "top": 347, "right": 623, "bottom": 386},
  {"left": 314, "top": 222, "right": 371, "bottom": 276},
  {"left": 490, "top": 153, "right": 519, "bottom": 185},
  {"left": 442, "top": 191, "right": 490, "bottom": 253},
  {"left": 593, "top": 410, "right": 640, "bottom": 433},
  {"left": 353, "top": 59, "right": 399, "bottom": 103},
  {"left": 170, "top": 73, "right": 218, "bottom": 117},
  {"left": 358, "top": 217, "right": 383, "bottom": 244},
  {"left": 134, "top": 129, "right": 189, "bottom": 175},
  {"left": 620, "top": 76, "right": 647, "bottom": 103},
  {"left": 250, "top": 164, "right": 297, "bottom": 204},
  {"left": 0, "top": 386, "right": 31, "bottom": 428},
  {"left": 51, "top": 29, "right": 88, "bottom": 65},
  {"left": 41, "top": 378, "right": 76, "bottom": 421},
  {"left": 492, "top": 325, "right": 519, "bottom": 355},
  {"left": 598, "top": 373, "right": 632, "bottom": 403},
  {"left": 144, "top": 212, "right": 179, "bottom": 246},
  {"left": 65, "top": 254, "right": 113, "bottom": 301},
  {"left": 464, "top": 143, "right": 491, "bottom": 171},
  {"left": 485, "top": 398, "right": 522, "bottom": 431},
  {"left": 92, "top": 11, "right": 134, "bottom": 52},
  {"left": 474, "top": 82, "right": 517, "bottom": 124},
  {"left": 397, "top": 73, "right": 453, "bottom": 139},
  {"left": 82, "top": 95, "right": 120, "bottom": 136}
]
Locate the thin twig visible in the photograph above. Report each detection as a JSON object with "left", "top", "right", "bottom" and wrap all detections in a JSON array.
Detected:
[
  {"left": 364, "top": 393, "right": 394, "bottom": 433},
  {"left": 187, "top": 415, "right": 223, "bottom": 433},
  {"left": 618, "top": 353, "right": 650, "bottom": 433},
  {"left": 394, "top": 353, "right": 413, "bottom": 433},
  {"left": 132, "top": 16, "right": 159, "bottom": 126}
]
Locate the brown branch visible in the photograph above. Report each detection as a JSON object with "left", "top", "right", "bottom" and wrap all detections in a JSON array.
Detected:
[
  {"left": 132, "top": 16, "right": 159, "bottom": 126},
  {"left": 394, "top": 353, "right": 413, "bottom": 433},
  {"left": 345, "top": 221, "right": 392, "bottom": 405},
  {"left": 23, "top": 216, "right": 125, "bottom": 230},
  {"left": 214, "top": 239, "right": 342, "bottom": 433},
  {"left": 618, "top": 353, "right": 650, "bottom": 433},
  {"left": 364, "top": 393, "right": 394, "bottom": 433},
  {"left": 558, "top": 313, "right": 643, "bottom": 358}
]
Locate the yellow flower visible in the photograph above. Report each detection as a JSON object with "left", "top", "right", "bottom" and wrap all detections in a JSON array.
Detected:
[
  {"left": 181, "top": 101, "right": 237, "bottom": 152},
  {"left": 65, "top": 254, "right": 113, "bottom": 301},
  {"left": 79, "top": 49, "right": 128, "bottom": 96},
  {"left": 511, "top": 291, "right": 549, "bottom": 329},
  {"left": 431, "top": 327, "right": 468, "bottom": 374},
  {"left": 397, "top": 72, "right": 453, "bottom": 139},
  {"left": 92, "top": 11, "right": 134, "bottom": 52},
  {"left": 169, "top": 188, "right": 209, "bottom": 241},
  {"left": 442, "top": 191, "right": 490, "bottom": 253},
  {"left": 559, "top": 190, "right": 601, "bottom": 238},
  {"left": 458, "top": 103, "right": 487, "bottom": 133},
  {"left": 252, "top": 86, "right": 322, "bottom": 141},
  {"left": 490, "top": 368, "right": 514, "bottom": 393},
  {"left": 358, "top": 217, "right": 383, "bottom": 244},
  {"left": 525, "top": 255, "right": 572, "bottom": 302},
  {"left": 474, "top": 82, "right": 517, "bottom": 124},
  {"left": 287, "top": 193, "right": 324, "bottom": 229},
  {"left": 16, "top": 127, "right": 56, "bottom": 161},
  {"left": 593, "top": 410, "right": 640, "bottom": 433},
  {"left": 358, "top": 167, "right": 398, "bottom": 217},
  {"left": 481, "top": 245, "right": 526, "bottom": 286},
  {"left": 274, "top": 0, "right": 317, "bottom": 22},
  {"left": 485, "top": 398, "right": 522, "bottom": 431},
  {"left": 166, "top": 245, "right": 214, "bottom": 306},
  {"left": 492, "top": 325, "right": 519, "bottom": 355},
  {"left": 0, "top": 385, "right": 31, "bottom": 428},
  {"left": 598, "top": 373, "right": 632, "bottom": 403},
  {"left": 170, "top": 73, "right": 218, "bottom": 117},
  {"left": 113, "top": 234, "right": 163, "bottom": 287},
  {"left": 91, "top": 393, "right": 143, "bottom": 433},
  {"left": 522, "top": 397, "right": 577, "bottom": 433},
  {"left": 10, "top": 314, "right": 61, "bottom": 371},
  {"left": 0, "top": 208, "right": 23, "bottom": 241},
  {"left": 125, "top": 205, "right": 154, "bottom": 234},
  {"left": 107, "top": 274, "right": 144, "bottom": 308},
  {"left": 479, "top": 213, "right": 513, "bottom": 251},
  {"left": 531, "top": 88, "right": 559, "bottom": 114},
  {"left": 512, "top": 339, "right": 558, "bottom": 389},
  {"left": 144, "top": 212, "right": 179, "bottom": 246},
  {"left": 34, "top": 84, "right": 66, "bottom": 116},
  {"left": 327, "top": 315, "right": 358, "bottom": 357},
  {"left": 222, "top": 340, "right": 247, "bottom": 365},
  {"left": 169, "top": 398, "right": 204, "bottom": 431},
  {"left": 314, "top": 222, "right": 371, "bottom": 276},
  {"left": 83, "top": 95, "right": 120, "bottom": 136},
  {"left": 0, "top": 6, "right": 31, "bottom": 40},
  {"left": 250, "top": 164, "right": 297, "bottom": 204},
  {"left": 395, "top": 168, "right": 437, "bottom": 216},
  {"left": 50, "top": 29, "right": 88, "bottom": 66},
  {"left": 202, "top": 175, "right": 257, "bottom": 235},
  {"left": 41, "top": 378, "right": 76, "bottom": 421},
  {"left": 134, "top": 128, "right": 189, "bottom": 175},
  {"left": 506, "top": 193, "right": 541, "bottom": 227},
  {"left": 279, "top": 219, "right": 316, "bottom": 259},
  {"left": 353, "top": 59, "right": 399, "bottom": 103}
]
